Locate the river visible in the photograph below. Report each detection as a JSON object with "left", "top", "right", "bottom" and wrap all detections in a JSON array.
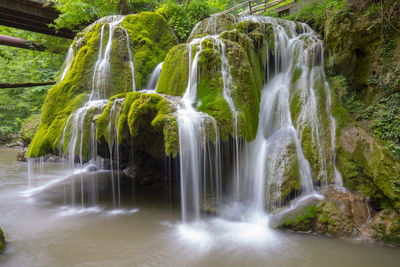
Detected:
[{"left": 0, "top": 147, "right": 399, "bottom": 266}]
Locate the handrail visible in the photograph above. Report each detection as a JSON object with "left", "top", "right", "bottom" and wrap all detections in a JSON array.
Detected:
[
  {"left": 239, "top": 0, "right": 287, "bottom": 15},
  {"left": 219, "top": 0, "right": 258, "bottom": 15}
]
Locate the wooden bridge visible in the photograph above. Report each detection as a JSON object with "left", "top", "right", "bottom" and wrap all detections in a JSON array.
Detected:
[
  {"left": 220, "top": 0, "right": 298, "bottom": 16},
  {"left": 0, "top": 0, "right": 74, "bottom": 39}
]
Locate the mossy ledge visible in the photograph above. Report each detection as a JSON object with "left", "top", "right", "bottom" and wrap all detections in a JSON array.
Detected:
[{"left": 96, "top": 92, "right": 179, "bottom": 159}]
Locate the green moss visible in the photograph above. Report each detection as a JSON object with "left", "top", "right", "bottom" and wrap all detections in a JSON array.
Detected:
[
  {"left": 280, "top": 144, "right": 302, "bottom": 204},
  {"left": 156, "top": 43, "right": 189, "bottom": 96},
  {"left": 196, "top": 48, "right": 233, "bottom": 140},
  {"left": 372, "top": 209, "right": 400, "bottom": 246},
  {"left": 28, "top": 93, "right": 88, "bottom": 157},
  {"left": 109, "top": 27, "right": 135, "bottom": 94},
  {"left": 27, "top": 22, "right": 103, "bottom": 158},
  {"left": 96, "top": 94, "right": 127, "bottom": 146},
  {"left": 28, "top": 12, "right": 177, "bottom": 158},
  {"left": 280, "top": 205, "right": 319, "bottom": 231},
  {"left": 279, "top": 201, "right": 353, "bottom": 237},
  {"left": 122, "top": 12, "right": 178, "bottom": 89},
  {"left": 219, "top": 33, "right": 263, "bottom": 141},
  {"left": 151, "top": 98, "right": 179, "bottom": 157},
  {"left": 188, "top": 14, "right": 237, "bottom": 41}
]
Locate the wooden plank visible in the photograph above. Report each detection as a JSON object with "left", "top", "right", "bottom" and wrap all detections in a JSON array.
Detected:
[
  {"left": 0, "top": 82, "right": 55, "bottom": 89},
  {"left": 0, "top": 34, "right": 65, "bottom": 54},
  {"left": 0, "top": 0, "right": 74, "bottom": 39}
]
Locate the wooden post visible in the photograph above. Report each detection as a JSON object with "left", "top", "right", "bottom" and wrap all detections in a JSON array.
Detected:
[{"left": 249, "top": 1, "right": 252, "bottom": 14}]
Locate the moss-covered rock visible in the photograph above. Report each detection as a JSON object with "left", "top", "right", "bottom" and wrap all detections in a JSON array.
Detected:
[
  {"left": 219, "top": 31, "right": 263, "bottom": 141},
  {"left": 338, "top": 125, "right": 400, "bottom": 212},
  {"left": 276, "top": 187, "right": 359, "bottom": 238},
  {"left": 158, "top": 20, "right": 268, "bottom": 142},
  {"left": 371, "top": 209, "right": 400, "bottom": 246},
  {"left": 188, "top": 14, "right": 237, "bottom": 41},
  {"left": 28, "top": 12, "right": 177, "bottom": 158},
  {"left": 122, "top": 12, "right": 178, "bottom": 89},
  {"left": 96, "top": 92, "right": 179, "bottom": 159},
  {"left": 156, "top": 44, "right": 189, "bottom": 96},
  {"left": 0, "top": 226, "right": 5, "bottom": 253}
]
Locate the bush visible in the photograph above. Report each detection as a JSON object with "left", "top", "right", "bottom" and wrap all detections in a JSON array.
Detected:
[
  {"left": 276, "top": 0, "right": 347, "bottom": 34},
  {"left": 128, "top": 0, "right": 158, "bottom": 13},
  {"left": 19, "top": 114, "right": 41, "bottom": 145},
  {"left": 156, "top": 0, "right": 214, "bottom": 41}
]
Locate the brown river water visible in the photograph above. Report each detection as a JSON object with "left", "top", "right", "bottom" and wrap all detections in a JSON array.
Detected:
[{"left": 0, "top": 147, "right": 400, "bottom": 266}]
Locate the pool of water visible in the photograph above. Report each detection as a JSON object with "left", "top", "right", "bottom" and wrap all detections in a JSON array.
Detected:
[{"left": 0, "top": 147, "right": 399, "bottom": 266}]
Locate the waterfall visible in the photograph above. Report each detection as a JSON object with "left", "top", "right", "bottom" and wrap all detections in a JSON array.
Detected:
[
  {"left": 176, "top": 37, "right": 222, "bottom": 222},
  {"left": 26, "top": 16, "right": 140, "bottom": 209},
  {"left": 175, "top": 15, "right": 342, "bottom": 222},
  {"left": 27, "top": 13, "right": 343, "bottom": 220},
  {"left": 145, "top": 62, "right": 163, "bottom": 90}
]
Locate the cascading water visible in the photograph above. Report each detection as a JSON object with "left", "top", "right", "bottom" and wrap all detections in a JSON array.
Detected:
[
  {"left": 27, "top": 12, "right": 343, "bottom": 224},
  {"left": 175, "top": 15, "right": 343, "bottom": 223},
  {"left": 145, "top": 62, "right": 163, "bottom": 90},
  {"left": 27, "top": 16, "right": 141, "bottom": 210},
  {"left": 176, "top": 37, "right": 222, "bottom": 222}
]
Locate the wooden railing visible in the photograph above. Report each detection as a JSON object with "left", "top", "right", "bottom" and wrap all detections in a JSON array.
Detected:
[{"left": 219, "top": 0, "right": 295, "bottom": 16}]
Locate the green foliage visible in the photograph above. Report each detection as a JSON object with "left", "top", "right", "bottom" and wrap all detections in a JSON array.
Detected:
[
  {"left": 281, "top": 205, "right": 319, "bottom": 226},
  {"left": 19, "top": 114, "right": 41, "bottom": 144},
  {"left": 279, "top": 0, "right": 347, "bottom": 34},
  {"left": 156, "top": 0, "right": 214, "bottom": 41},
  {"left": 0, "top": 26, "right": 66, "bottom": 143},
  {"left": 128, "top": 0, "right": 158, "bottom": 13},
  {"left": 53, "top": 0, "right": 118, "bottom": 32},
  {"left": 371, "top": 93, "right": 400, "bottom": 159}
]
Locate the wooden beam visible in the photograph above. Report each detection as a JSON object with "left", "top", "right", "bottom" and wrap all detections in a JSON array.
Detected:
[
  {"left": 0, "top": 0, "right": 74, "bottom": 39},
  {"left": 0, "top": 34, "right": 65, "bottom": 54},
  {"left": 0, "top": 82, "right": 55, "bottom": 89}
]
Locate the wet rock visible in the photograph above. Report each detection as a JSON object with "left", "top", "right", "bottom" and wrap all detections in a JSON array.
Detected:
[
  {"left": 370, "top": 209, "right": 400, "bottom": 246},
  {"left": 275, "top": 186, "right": 373, "bottom": 239},
  {"left": 16, "top": 147, "right": 28, "bottom": 162},
  {"left": 337, "top": 125, "right": 400, "bottom": 212},
  {"left": 0, "top": 226, "right": 5, "bottom": 253}
]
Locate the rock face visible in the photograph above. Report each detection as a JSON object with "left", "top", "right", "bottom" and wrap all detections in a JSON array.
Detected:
[
  {"left": 16, "top": 147, "right": 28, "bottom": 162},
  {"left": 275, "top": 187, "right": 364, "bottom": 238},
  {"left": 317, "top": 1, "right": 400, "bottom": 245},
  {"left": 275, "top": 185, "right": 400, "bottom": 245},
  {"left": 371, "top": 209, "right": 400, "bottom": 246},
  {"left": 337, "top": 125, "right": 400, "bottom": 212}
]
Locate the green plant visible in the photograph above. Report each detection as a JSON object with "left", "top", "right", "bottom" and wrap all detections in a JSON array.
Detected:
[
  {"left": 156, "top": 0, "right": 214, "bottom": 41},
  {"left": 278, "top": 0, "right": 347, "bottom": 34},
  {"left": 128, "top": 0, "right": 158, "bottom": 13}
]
